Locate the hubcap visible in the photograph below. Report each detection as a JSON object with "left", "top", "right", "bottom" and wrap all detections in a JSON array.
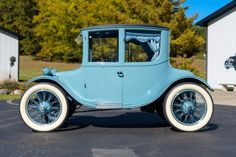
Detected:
[
  {"left": 171, "top": 90, "right": 207, "bottom": 126},
  {"left": 26, "top": 90, "right": 62, "bottom": 125},
  {"left": 182, "top": 101, "right": 194, "bottom": 114},
  {"left": 39, "top": 101, "right": 51, "bottom": 113}
]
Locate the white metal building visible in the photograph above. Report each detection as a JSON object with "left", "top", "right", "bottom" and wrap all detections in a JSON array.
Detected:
[
  {"left": 197, "top": 1, "right": 236, "bottom": 89},
  {"left": 0, "top": 26, "right": 19, "bottom": 82}
]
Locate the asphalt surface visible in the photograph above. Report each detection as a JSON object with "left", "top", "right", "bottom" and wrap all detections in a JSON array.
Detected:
[{"left": 0, "top": 91, "right": 236, "bottom": 157}]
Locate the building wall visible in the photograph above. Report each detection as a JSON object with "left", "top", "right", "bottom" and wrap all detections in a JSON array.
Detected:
[
  {"left": 0, "top": 30, "right": 19, "bottom": 82},
  {"left": 208, "top": 7, "right": 236, "bottom": 89}
]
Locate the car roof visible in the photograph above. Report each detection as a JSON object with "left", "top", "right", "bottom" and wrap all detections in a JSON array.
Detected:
[{"left": 81, "top": 24, "right": 169, "bottom": 31}]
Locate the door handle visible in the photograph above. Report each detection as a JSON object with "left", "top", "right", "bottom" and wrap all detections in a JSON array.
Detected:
[{"left": 117, "top": 71, "right": 124, "bottom": 77}]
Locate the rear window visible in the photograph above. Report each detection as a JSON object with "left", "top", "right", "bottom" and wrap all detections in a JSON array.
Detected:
[{"left": 125, "top": 31, "right": 161, "bottom": 62}]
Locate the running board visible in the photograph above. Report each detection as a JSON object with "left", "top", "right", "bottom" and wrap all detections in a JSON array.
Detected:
[{"left": 96, "top": 103, "right": 122, "bottom": 109}]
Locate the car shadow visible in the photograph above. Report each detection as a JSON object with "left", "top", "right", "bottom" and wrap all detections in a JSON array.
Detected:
[
  {"left": 56, "top": 110, "right": 219, "bottom": 132},
  {"left": 57, "top": 112, "right": 169, "bottom": 132}
]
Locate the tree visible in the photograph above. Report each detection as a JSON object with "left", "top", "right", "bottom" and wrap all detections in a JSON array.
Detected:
[
  {"left": 169, "top": 7, "right": 204, "bottom": 57},
  {"left": 0, "top": 0, "right": 39, "bottom": 55},
  {"left": 34, "top": 0, "right": 204, "bottom": 62}
]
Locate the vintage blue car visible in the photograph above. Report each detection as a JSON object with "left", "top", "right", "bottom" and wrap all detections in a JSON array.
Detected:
[{"left": 20, "top": 24, "right": 214, "bottom": 132}]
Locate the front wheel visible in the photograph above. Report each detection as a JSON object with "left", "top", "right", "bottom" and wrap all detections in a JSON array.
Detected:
[
  {"left": 20, "top": 83, "right": 69, "bottom": 132},
  {"left": 163, "top": 83, "right": 214, "bottom": 132}
]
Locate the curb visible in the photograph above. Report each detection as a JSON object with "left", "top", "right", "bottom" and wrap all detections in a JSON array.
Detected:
[{"left": 6, "top": 99, "right": 19, "bottom": 106}]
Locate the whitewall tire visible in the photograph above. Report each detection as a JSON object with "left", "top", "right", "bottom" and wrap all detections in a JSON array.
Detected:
[
  {"left": 163, "top": 83, "right": 214, "bottom": 132},
  {"left": 20, "top": 83, "right": 68, "bottom": 132}
]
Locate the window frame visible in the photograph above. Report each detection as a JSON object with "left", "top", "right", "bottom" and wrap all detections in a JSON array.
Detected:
[
  {"left": 87, "top": 30, "right": 120, "bottom": 63},
  {"left": 124, "top": 30, "right": 162, "bottom": 64}
]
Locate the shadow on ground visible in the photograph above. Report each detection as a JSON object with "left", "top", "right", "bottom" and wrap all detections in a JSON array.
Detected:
[{"left": 57, "top": 111, "right": 219, "bottom": 132}]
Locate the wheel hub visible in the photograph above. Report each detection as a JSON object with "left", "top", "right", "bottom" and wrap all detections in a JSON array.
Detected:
[
  {"left": 182, "top": 101, "right": 194, "bottom": 114},
  {"left": 39, "top": 101, "right": 51, "bottom": 113}
]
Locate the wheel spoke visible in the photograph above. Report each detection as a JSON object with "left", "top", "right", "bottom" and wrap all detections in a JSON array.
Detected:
[
  {"left": 174, "top": 109, "right": 182, "bottom": 114},
  {"left": 30, "top": 99, "right": 40, "bottom": 107},
  {"left": 189, "top": 115, "right": 196, "bottom": 123},
  {"left": 189, "top": 91, "right": 194, "bottom": 100},
  {"left": 177, "top": 97, "right": 184, "bottom": 102},
  {"left": 50, "top": 106, "right": 60, "bottom": 110},
  {"left": 183, "top": 115, "right": 189, "bottom": 123},
  {"left": 193, "top": 112, "right": 202, "bottom": 119},
  {"left": 173, "top": 103, "right": 182, "bottom": 107},
  {"left": 29, "top": 110, "right": 40, "bottom": 116},
  {"left": 51, "top": 99, "right": 59, "bottom": 105},
  {"left": 42, "top": 91, "right": 46, "bottom": 101},
  {"left": 28, "top": 105, "right": 39, "bottom": 111},
  {"left": 37, "top": 93, "right": 42, "bottom": 103},
  {"left": 176, "top": 112, "right": 185, "bottom": 120},
  {"left": 47, "top": 93, "right": 53, "bottom": 102},
  {"left": 46, "top": 114, "right": 57, "bottom": 121},
  {"left": 183, "top": 93, "right": 188, "bottom": 100}
]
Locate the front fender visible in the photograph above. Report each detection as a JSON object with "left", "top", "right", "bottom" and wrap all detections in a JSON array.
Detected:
[
  {"left": 25, "top": 76, "right": 59, "bottom": 86},
  {"left": 25, "top": 75, "right": 92, "bottom": 107}
]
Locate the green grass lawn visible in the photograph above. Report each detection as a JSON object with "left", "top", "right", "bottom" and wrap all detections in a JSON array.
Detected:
[
  {"left": 0, "top": 94, "right": 21, "bottom": 100},
  {"left": 20, "top": 56, "right": 80, "bottom": 81}
]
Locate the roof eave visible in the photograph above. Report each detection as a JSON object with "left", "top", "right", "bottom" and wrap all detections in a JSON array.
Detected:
[
  {"left": 196, "top": 1, "right": 236, "bottom": 27},
  {"left": 0, "top": 26, "right": 21, "bottom": 39}
]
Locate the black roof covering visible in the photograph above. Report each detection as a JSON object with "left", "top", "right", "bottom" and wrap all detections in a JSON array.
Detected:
[
  {"left": 196, "top": 0, "right": 236, "bottom": 27},
  {"left": 81, "top": 24, "right": 169, "bottom": 31},
  {"left": 0, "top": 26, "right": 20, "bottom": 39}
]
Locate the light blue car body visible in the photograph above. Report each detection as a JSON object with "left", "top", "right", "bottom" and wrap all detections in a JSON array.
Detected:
[{"left": 26, "top": 25, "right": 213, "bottom": 109}]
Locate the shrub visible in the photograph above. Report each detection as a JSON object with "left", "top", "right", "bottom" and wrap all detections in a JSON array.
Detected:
[
  {"left": 170, "top": 57, "right": 204, "bottom": 78},
  {"left": 0, "top": 81, "right": 25, "bottom": 91}
]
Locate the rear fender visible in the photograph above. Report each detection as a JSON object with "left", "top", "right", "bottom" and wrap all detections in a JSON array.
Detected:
[
  {"left": 168, "top": 76, "right": 213, "bottom": 92},
  {"left": 140, "top": 76, "right": 213, "bottom": 112}
]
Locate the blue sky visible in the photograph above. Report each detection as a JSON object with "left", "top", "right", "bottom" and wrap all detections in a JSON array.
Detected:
[{"left": 184, "top": 0, "right": 232, "bottom": 22}]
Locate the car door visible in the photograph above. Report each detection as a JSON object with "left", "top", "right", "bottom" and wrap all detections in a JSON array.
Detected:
[
  {"left": 85, "top": 30, "right": 123, "bottom": 108},
  {"left": 122, "top": 30, "right": 162, "bottom": 108}
]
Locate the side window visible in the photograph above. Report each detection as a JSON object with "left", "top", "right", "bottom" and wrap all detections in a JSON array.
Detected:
[
  {"left": 125, "top": 31, "right": 161, "bottom": 62},
  {"left": 89, "top": 30, "right": 118, "bottom": 62}
]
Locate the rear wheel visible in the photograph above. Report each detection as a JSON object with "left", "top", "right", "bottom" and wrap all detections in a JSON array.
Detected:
[
  {"left": 20, "top": 83, "right": 69, "bottom": 132},
  {"left": 163, "top": 83, "right": 213, "bottom": 132}
]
